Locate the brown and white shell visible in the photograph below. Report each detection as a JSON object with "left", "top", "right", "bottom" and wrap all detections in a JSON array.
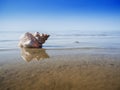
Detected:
[{"left": 18, "top": 32, "right": 50, "bottom": 48}]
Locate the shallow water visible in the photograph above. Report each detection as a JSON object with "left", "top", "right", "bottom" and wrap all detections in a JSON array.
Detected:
[
  {"left": 0, "top": 30, "right": 120, "bottom": 49},
  {"left": 0, "top": 30, "right": 120, "bottom": 90},
  {"left": 0, "top": 48, "right": 120, "bottom": 90}
]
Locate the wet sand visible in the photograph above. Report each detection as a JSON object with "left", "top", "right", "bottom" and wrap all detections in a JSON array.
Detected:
[{"left": 0, "top": 48, "right": 120, "bottom": 90}]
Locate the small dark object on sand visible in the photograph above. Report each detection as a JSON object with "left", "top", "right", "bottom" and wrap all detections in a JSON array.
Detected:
[{"left": 75, "top": 41, "right": 79, "bottom": 43}]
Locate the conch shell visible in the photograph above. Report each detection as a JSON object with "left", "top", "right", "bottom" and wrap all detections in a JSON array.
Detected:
[{"left": 18, "top": 32, "right": 50, "bottom": 48}]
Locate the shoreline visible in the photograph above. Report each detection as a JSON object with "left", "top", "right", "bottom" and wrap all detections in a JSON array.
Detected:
[{"left": 0, "top": 48, "right": 120, "bottom": 90}]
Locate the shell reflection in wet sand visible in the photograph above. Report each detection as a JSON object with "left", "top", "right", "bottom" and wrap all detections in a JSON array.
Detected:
[{"left": 20, "top": 48, "right": 49, "bottom": 62}]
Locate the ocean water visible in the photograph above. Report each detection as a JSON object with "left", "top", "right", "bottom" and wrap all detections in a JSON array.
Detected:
[
  {"left": 0, "top": 30, "right": 120, "bottom": 90},
  {"left": 0, "top": 30, "right": 120, "bottom": 50}
]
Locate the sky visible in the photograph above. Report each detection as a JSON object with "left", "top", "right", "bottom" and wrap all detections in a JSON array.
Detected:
[{"left": 0, "top": 0, "right": 120, "bottom": 32}]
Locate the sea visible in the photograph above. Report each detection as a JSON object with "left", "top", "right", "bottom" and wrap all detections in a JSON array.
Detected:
[
  {"left": 0, "top": 30, "right": 120, "bottom": 90},
  {"left": 0, "top": 30, "right": 120, "bottom": 51}
]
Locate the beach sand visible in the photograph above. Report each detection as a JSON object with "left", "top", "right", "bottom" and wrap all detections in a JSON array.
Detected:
[{"left": 0, "top": 48, "right": 120, "bottom": 90}]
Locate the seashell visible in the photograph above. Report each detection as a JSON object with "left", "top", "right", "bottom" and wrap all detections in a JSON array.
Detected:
[{"left": 18, "top": 32, "right": 50, "bottom": 48}]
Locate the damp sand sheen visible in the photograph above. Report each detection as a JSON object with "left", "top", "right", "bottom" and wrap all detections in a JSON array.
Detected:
[{"left": 0, "top": 48, "right": 120, "bottom": 90}]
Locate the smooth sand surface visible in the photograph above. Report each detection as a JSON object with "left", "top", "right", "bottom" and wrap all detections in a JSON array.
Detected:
[{"left": 0, "top": 48, "right": 120, "bottom": 90}]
